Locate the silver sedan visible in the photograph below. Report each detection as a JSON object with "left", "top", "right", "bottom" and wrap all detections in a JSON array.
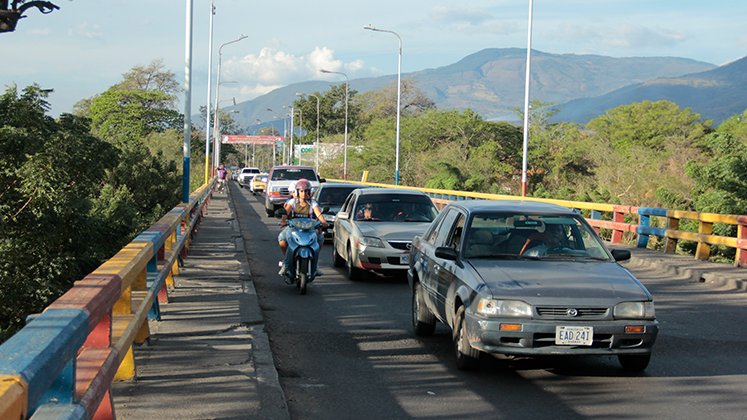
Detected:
[
  {"left": 332, "top": 188, "right": 439, "bottom": 280},
  {"left": 409, "top": 200, "right": 659, "bottom": 371}
]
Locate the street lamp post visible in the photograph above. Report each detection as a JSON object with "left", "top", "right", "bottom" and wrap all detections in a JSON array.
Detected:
[
  {"left": 364, "top": 24, "right": 402, "bottom": 185},
  {"left": 320, "top": 69, "right": 348, "bottom": 179},
  {"left": 302, "top": 93, "right": 321, "bottom": 173},
  {"left": 253, "top": 118, "right": 261, "bottom": 166},
  {"left": 212, "top": 34, "right": 247, "bottom": 172},
  {"left": 521, "top": 0, "right": 534, "bottom": 197},
  {"left": 204, "top": 0, "right": 215, "bottom": 184}
]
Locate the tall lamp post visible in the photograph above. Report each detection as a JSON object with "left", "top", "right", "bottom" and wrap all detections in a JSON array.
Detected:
[
  {"left": 521, "top": 0, "right": 534, "bottom": 197},
  {"left": 301, "top": 93, "right": 321, "bottom": 173},
  {"left": 212, "top": 34, "right": 247, "bottom": 172},
  {"left": 204, "top": 0, "right": 215, "bottom": 184},
  {"left": 364, "top": 24, "right": 402, "bottom": 185},
  {"left": 320, "top": 69, "right": 348, "bottom": 179}
]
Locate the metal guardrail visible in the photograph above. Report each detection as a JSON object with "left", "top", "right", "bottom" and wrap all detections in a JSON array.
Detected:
[
  {"left": 0, "top": 180, "right": 216, "bottom": 419},
  {"left": 330, "top": 179, "right": 747, "bottom": 268}
]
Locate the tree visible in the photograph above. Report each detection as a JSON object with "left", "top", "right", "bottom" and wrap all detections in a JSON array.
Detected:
[
  {"left": 356, "top": 79, "right": 435, "bottom": 126},
  {"left": 0, "top": 85, "right": 122, "bottom": 341},
  {"left": 587, "top": 100, "right": 710, "bottom": 152},
  {"left": 352, "top": 109, "right": 522, "bottom": 192}
]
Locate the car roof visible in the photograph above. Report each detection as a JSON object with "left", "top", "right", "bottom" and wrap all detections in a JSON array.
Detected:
[
  {"left": 270, "top": 165, "right": 315, "bottom": 171},
  {"left": 446, "top": 199, "right": 576, "bottom": 215},
  {"left": 355, "top": 188, "right": 429, "bottom": 197},
  {"left": 318, "top": 182, "right": 365, "bottom": 188}
]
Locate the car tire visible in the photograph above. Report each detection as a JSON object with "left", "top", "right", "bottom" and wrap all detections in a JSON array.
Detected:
[
  {"left": 412, "top": 282, "right": 436, "bottom": 336},
  {"left": 618, "top": 354, "right": 651, "bottom": 372},
  {"left": 266, "top": 208, "right": 274, "bottom": 217},
  {"left": 453, "top": 305, "right": 480, "bottom": 370},
  {"left": 346, "top": 244, "right": 361, "bottom": 281},
  {"left": 333, "top": 244, "right": 345, "bottom": 267}
]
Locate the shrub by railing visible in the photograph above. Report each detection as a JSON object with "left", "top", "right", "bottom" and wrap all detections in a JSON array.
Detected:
[
  {"left": 0, "top": 180, "right": 216, "bottom": 419},
  {"left": 331, "top": 179, "right": 747, "bottom": 268}
]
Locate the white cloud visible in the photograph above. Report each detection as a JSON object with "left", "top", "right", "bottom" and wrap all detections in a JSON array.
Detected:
[
  {"left": 67, "top": 23, "right": 102, "bottom": 40},
  {"left": 220, "top": 46, "right": 367, "bottom": 100}
]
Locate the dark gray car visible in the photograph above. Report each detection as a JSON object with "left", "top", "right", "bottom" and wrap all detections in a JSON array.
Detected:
[
  {"left": 408, "top": 200, "right": 659, "bottom": 371},
  {"left": 313, "top": 182, "right": 368, "bottom": 241}
]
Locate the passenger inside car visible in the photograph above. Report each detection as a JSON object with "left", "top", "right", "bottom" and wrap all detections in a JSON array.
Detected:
[{"left": 356, "top": 203, "right": 379, "bottom": 221}]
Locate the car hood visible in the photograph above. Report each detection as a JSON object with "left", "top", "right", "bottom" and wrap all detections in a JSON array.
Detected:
[
  {"left": 357, "top": 222, "right": 430, "bottom": 242},
  {"left": 468, "top": 260, "right": 651, "bottom": 304}
]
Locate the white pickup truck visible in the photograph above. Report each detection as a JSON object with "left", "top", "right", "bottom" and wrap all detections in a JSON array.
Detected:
[{"left": 237, "top": 167, "right": 261, "bottom": 188}]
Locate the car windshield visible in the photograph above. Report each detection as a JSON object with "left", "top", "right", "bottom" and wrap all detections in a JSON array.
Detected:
[
  {"left": 354, "top": 194, "right": 438, "bottom": 222},
  {"left": 271, "top": 168, "right": 318, "bottom": 181},
  {"left": 462, "top": 213, "right": 611, "bottom": 261}
]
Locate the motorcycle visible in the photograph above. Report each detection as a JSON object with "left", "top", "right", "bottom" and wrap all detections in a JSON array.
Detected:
[{"left": 279, "top": 216, "right": 322, "bottom": 295}]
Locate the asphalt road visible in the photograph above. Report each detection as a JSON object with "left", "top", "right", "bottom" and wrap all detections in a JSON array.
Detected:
[{"left": 231, "top": 182, "right": 747, "bottom": 420}]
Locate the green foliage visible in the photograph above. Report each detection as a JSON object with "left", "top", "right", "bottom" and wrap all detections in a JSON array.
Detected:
[
  {"left": 1, "top": 85, "right": 117, "bottom": 341},
  {"left": 352, "top": 109, "right": 522, "bottom": 193},
  {"left": 1, "top": 76, "right": 185, "bottom": 342},
  {"left": 687, "top": 131, "right": 747, "bottom": 215},
  {"left": 587, "top": 100, "right": 709, "bottom": 152},
  {"left": 87, "top": 89, "right": 182, "bottom": 140}
]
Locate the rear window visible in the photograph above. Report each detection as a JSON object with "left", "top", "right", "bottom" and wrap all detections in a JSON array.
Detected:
[
  {"left": 242, "top": 168, "right": 260, "bottom": 174},
  {"left": 316, "top": 186, "right": 359, "bottom": 205},
  {"left": 271, "top": 168, "right": 318, "bottom": 181}
]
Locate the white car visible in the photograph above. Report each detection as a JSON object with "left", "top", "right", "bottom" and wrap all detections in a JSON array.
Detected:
[
  {"left": 332, "top": 188, "right": 439, "bottom": 280},
  {"left": 237, "top": 167, "right": 261, "bottom": 188}
]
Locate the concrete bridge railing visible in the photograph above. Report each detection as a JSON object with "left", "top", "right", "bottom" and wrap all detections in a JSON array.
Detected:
[
  {"left": 332, "top": 178, "right": 747, "bottom": 268},
  {"left": 0, "top": 180, "right": 216, "bottom": 419}
]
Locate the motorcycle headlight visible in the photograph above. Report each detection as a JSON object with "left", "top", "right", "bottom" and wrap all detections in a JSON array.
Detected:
[
  {"left": 613, "top": 301, "right": 655, "bottom": 319},
  {"left": 476, "top": 299, "right": 532, "bottom": 317}
]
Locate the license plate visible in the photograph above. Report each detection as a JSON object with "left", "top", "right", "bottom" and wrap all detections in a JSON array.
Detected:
[
  {"left": 400, "top": 254, "right": 410, "bottom": 264},
  {"left": 555, "top": 326, "right": 593, "bottom": 346}
]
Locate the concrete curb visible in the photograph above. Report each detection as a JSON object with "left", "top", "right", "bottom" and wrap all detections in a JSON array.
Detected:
[
  {"left": 616, "top": 245, "right": 747, "bottom": 292},
  {"left": 227, "top": 190, "right": 291, "bottom": 420}
]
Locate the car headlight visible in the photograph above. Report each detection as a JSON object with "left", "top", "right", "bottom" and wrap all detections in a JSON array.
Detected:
[
  {"left": 613, "top": 301, "right": 655, "bottom": 319},
  {"left": 476, "top": 298, "right": 532, "bottom": 317},
  {"left": 361, "top": 236, "right": 384, "bottom": 248}
]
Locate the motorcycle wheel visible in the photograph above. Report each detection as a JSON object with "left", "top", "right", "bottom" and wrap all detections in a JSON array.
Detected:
[{"left": 298, "top": 258, "right": 309, "bottom": 295}]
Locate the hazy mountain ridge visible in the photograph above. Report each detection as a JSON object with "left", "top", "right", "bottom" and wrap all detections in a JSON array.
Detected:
[
  {"left": 224, "top": 48, "right": 722, "bottom": 128},
  {"left": 553, "top": 55, "right": 747, "bottom": 123}
]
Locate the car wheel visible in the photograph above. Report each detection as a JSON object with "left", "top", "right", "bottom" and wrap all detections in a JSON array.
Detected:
[
  {"left": 332, "top": 244, "right": 345, "bottom": 267},
  {"left": 453, "top": 305, "right": 480, "bottom": 370},
  {"left": 618, "top": 354, "right": 651, "bottom": 372},
  {"left": 346, "top": 244, "right": 361, "bottom": 281},
  {"left": 266, "top": 208, "right": 274, "bottom": 217},
  {"left": 412, "top": 282, "right": 436, "bottom": 336}
]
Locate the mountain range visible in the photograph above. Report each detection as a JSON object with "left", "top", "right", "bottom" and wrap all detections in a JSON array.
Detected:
[{"left": 223, "top": 48, "right": 747, "bottom": 129}]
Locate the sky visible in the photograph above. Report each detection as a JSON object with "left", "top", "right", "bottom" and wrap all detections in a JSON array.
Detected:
[{"left": 2, "top": 0, "right": 746, "bottom": 117}]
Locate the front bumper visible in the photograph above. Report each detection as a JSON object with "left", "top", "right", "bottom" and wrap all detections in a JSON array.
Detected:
[
  {"left": 465, "top": 312, "right": 659, "bottom": 356},
  {"left": 266, "top": 194, "right": 291, "bottom": 206}
]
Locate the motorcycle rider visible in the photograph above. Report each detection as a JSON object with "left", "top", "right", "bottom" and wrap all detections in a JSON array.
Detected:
[{"left": 278, "top": 178, "right": 327, "bottom": 275}]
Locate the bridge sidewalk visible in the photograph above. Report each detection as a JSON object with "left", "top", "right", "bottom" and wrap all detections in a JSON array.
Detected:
[
  {"left": 612, "top": 244, "right": 747, "bottom": 292},
  {"left": 112, "top": 190, "right": 289, "bottom": 419}
]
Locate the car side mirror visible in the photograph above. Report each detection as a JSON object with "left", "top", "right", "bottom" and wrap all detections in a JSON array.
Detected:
[
  {"left": 319, "top": 178, "right": 326, "bottom": 183},
  {"left": 336, "top": 211, "right": 349, "bottom": 220},
  {"left": 435, "top": 246, "right": 458, "bottom": 261},
  {"left": 321, "top": 206, "right": 330, "bottom": 214},
  {"left": 611, "top": 249, "right": 631, "bottom": 262}
]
